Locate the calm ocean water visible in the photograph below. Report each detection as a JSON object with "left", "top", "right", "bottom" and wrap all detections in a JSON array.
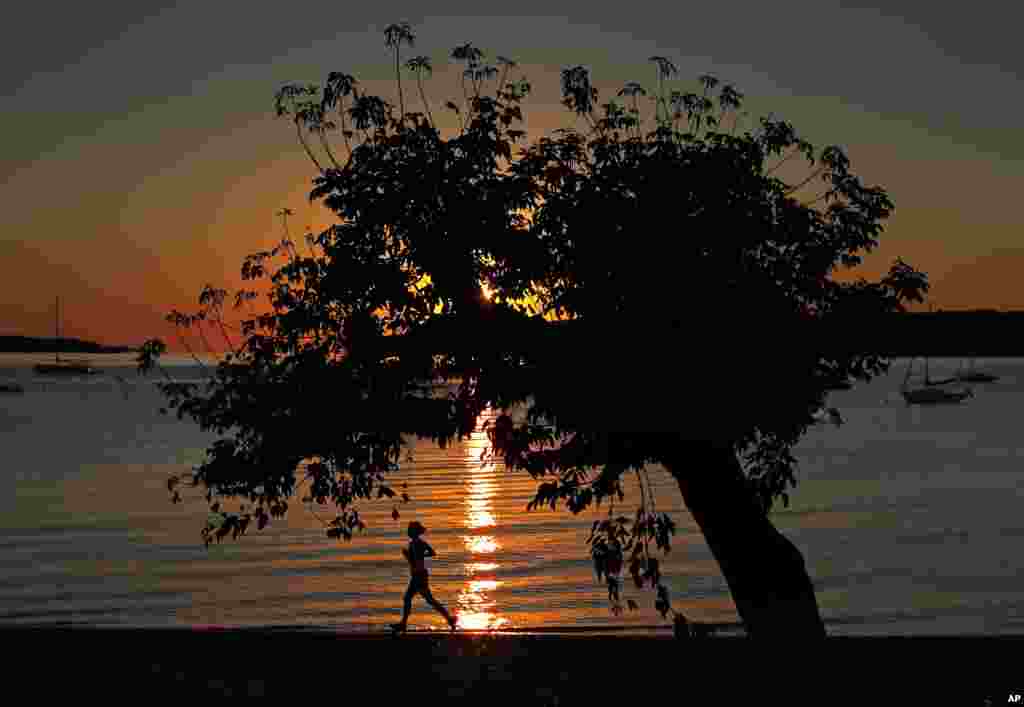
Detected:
[{"left": 2, "top": 353, "right": 1023, "bottom": 635}]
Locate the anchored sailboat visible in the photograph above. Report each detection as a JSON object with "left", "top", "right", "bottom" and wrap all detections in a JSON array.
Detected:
[
  {"left": 900, "top": 356, "right": 972, "bottom": 406},
  {"left": 33, "top": 297, "right": 98, "bottom": 376},
  {"left": 899, "top": 303, "right": 971, "bottom": 404}
]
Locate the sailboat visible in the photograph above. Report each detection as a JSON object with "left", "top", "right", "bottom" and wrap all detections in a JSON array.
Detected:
[
  {"left": 33, "top": 297, "right": 98, "bottom": 376},
  {"left": 900, "top": 355, "right": 972, "bottom": 406},
  {"left": 899, "top": 302, "right": 969, "bottom": 404},
  {"left": 920, "top": 357, "right": 959, "bottom": 386},
  {"left": 955, "top": 357, "right": 1000, "bottom": 383}
]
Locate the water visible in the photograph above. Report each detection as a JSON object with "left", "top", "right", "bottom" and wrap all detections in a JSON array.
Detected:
[{"left": 2, "top": 353, "right": 1023, "bottom": 635}]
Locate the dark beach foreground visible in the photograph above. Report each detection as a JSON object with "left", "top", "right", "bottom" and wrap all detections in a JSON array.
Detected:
[{"left": 4, "top": 626, "right": 1021, "bottom": 703}]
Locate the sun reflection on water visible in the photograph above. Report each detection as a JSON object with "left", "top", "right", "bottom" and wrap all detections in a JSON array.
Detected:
[
  {"left": 464, "top": 535, "right": 499, "bottom": 554},
  {"left": 467, "top": 503, "right": 496, "bottom": 529},
  {"left": 456, "top": 579, "right": 508, "bottom": 631},
  {"left": 464, "top": 562, "right": 499, "bottom": 574},
  {"left": 456, "top": 420, "right": 511, "bottom": 631}
]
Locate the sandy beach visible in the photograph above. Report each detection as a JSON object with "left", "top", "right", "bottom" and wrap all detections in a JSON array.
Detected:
[{"left": 5, "top": 626, "right": 1021, "bottom": 702}]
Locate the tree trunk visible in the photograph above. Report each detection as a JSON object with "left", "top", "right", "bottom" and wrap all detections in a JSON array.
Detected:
[{"left": 664, "top": 441, "right": 826, "bottom": 637}]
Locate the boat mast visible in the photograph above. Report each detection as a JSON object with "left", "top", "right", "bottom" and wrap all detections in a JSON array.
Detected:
[{"left": 924, "top": 302, "right": 933, "bottom": 385}]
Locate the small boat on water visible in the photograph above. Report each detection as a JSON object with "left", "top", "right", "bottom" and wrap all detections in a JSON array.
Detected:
[
  {"left": 34, "top": 360, "right": 97, "bottom": 375},
  {"left": 33, "top": 297, "right": 99, "bottom": 376},
  {"left": 901, "top": 386, "right": 973, "bottom": 405},
  {"left": 900, "top": 356, "right": 973, "bottom": 406}
]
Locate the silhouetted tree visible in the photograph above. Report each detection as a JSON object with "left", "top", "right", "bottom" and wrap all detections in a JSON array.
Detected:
[{"left": 141, "top": 23, "right": 928, "bottom": 637}]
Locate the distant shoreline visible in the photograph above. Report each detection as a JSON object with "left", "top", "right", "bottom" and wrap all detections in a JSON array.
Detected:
[
  {"left": 0, "top": 336, "right": 138, "bottom": 354},
  {"left": 856, "top": 309, "right": 1024, "bottom": 357},
  {"left": 6, "top": 309, "right": 1024, "bottom": 357}
]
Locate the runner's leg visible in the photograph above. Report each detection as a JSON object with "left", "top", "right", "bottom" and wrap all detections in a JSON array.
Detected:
[
  {"left": 395, "top": 578, "right": 416, "bottom": 630},
  {"left": 420, "top": 578, "right": 456, "bottom": 628}
]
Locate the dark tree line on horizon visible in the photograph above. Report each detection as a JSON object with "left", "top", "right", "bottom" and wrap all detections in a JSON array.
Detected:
[
  {"left": 0, "top": 336, "right": 137, "bottom": 354},
  {"left": 4, "top": 309, "right": 1023, "bottom": 356}
]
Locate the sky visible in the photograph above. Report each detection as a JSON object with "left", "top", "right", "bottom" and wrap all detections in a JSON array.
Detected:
[{"left": 3, "top": 1, "right": 1023, "bottom": 348}]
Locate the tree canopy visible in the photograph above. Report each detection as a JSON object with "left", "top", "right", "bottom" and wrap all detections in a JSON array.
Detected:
[{"left": 141, "top": 22, "right": 927, "bottom": 631}]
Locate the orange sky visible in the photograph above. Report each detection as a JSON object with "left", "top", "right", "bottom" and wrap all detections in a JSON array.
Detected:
[{"left": 3, "top": 6, "right": 1022, "bottom": 350}]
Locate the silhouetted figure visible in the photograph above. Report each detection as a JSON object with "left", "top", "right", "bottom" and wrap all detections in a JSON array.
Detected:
[{"left": 391, "top": 521, "right": 457, "bottom": 633}]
